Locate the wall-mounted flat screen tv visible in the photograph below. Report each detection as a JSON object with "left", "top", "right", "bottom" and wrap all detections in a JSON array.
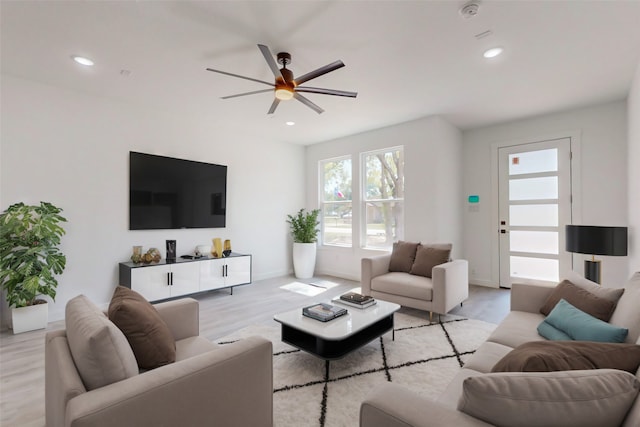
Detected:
[{"left": 129, "top": 151, "right": 227, "bottom": 230}]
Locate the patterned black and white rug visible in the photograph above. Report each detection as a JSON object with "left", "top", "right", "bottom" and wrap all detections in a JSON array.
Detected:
[{"left": 217, "top": 312, "right": 496, "bottom": 427}]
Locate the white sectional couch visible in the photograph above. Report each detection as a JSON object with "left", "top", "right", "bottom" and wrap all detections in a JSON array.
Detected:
[{"left": 360, "top": 272, "right": 640, "bottom": 427}]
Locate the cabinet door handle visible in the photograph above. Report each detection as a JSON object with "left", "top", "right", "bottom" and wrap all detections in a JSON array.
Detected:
[{"left": 170, "top": 272, "right": 174, "bottom": 286}]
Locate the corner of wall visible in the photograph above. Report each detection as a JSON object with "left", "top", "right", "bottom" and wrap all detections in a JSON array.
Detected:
[{"left": 628, "top": 60, "right": 640, "bottom": 276}]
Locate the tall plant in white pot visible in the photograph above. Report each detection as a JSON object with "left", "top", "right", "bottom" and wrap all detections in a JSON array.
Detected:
[
  {"left": 0, "top": 202, "right": 67, "bottom": 333},
  {"left": 286, "top": 208, "right": 320, "bottom": 279}
]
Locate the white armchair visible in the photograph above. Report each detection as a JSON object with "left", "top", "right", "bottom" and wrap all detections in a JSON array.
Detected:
[{"left": 361, "top": 254, "right": 469, "bottom": 321}]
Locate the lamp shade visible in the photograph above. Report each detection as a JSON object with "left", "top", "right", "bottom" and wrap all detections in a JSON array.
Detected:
[{"left": 565, "top": 225, "right": 628, "bottom": 256}]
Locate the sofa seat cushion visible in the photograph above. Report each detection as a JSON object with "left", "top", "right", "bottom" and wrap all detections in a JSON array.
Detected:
[
  {"left": 458, "top": 369, "right": 640, "bottom": 427},
  {"left": 464, "top": 341, "right": 513, "bottom": 374},
  {"left": 609, "top": 272, "right": 640, "bottom": 343},
  {"left": 486, "top": 311, "right": 546, "bottom": 348},
  {"left": 65, "top": 295, "right": 138, "bottom": 391},
  {"left": 108, "top": 286, "right": 177, "bottom": 370},
  {"left": 371, "top": 272, "right": 433, "bottom": 301},
  {"left": 492, "top": 341, "right": 640, "bottom": 373},
  {"left": 175, "top": 336, "right": 219, "bottom": 361}
]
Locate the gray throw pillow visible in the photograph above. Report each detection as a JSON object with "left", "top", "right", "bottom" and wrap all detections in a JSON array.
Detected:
[
  {"left": 388, "top": 241, "right": 419, "bottom": 273},
  {"left": 65, "top": 295, "right": 139, "bottom": 390},
  {"left": 458, "top": 369, "right": 640, "bottom": 427},
  {"left": 409, "top": 243, "right": 452, "bottom": 278}
]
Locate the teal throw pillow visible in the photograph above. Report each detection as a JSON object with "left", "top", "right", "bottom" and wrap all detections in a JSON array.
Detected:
[
  {"left": 537, "top": 320, "right": 572, "bottom": 341},
  {"left": 544, "top": 299, "right": 628, "bottom": 343}
]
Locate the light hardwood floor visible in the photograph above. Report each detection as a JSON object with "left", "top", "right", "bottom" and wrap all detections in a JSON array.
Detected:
[{"left": 0, "top": 275, "right": 510, "bottom": 427}]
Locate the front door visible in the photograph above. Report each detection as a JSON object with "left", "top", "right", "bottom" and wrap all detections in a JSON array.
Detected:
[{"left": 498, "top": 138, "right": 572, "bottom": 288}]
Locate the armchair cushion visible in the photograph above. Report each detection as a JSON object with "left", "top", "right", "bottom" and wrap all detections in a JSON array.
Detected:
[
  {"left": 410, "top": 244, "right": 452, "bottom": 278},
  {"left": 65, "top": 295, "right": 138, "bottom": 391},
  {"left": 458, "top": 369, "right": 640, "bottom": 427},
  {"left": 108, "top": 286, "right": 176, "bottom": 370},
  {"left": 539, "top": 279, "right": 617, "bottom": 321},
  {"left": 389, "top": 241, "right": 419, "bottom": 272}
]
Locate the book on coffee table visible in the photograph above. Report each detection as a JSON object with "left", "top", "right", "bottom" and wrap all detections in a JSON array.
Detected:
[
  {"left": 302, "top": 303, "right": 348, "bottom": 322},
  {"left": 332, "top": 297, "right": 377, "bottom": 309},
  {"left": 340, "top": 292, "right": 375, "bottom": 304}
]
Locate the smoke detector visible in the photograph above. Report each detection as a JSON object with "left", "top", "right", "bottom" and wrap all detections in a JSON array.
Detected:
[{"left": 459, "top": 1, "right": 480, "bottom": 19}]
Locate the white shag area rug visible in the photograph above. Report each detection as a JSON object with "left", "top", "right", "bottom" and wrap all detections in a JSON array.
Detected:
[{"left": 217, "top": 312, "right": 496, "bottom": 427}]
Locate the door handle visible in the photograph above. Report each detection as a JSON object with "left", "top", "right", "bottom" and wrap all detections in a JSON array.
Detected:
[{"left": 500, "top": 229, "right": 508, "bottom": 234}]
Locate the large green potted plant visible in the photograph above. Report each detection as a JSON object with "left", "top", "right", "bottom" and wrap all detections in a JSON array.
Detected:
[
  {"left": 0, "top": 202, "right": 67, "bottom": 333},
  {"left": 286, "top": 208, "right": 320, "bottom": 279}
]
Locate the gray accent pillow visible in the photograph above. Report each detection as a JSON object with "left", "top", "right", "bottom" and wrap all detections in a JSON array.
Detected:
[
  {"left": 565, "top": 271, "right": 626, "bottom": 302},
  {"left": 409, "top": 243, "right": 452, "bottom": 278},
  {"left": 539, "top": 279, "right": 619, "bottom": 321},
  {"left": 65, "top": 295, "right": 138, "bottom": 390},
  {"left": 458, "top": 369, "right": 640, "bottom": 427},
  {"left": 388, "top": 241, "right": 419, "bottom": 273}
]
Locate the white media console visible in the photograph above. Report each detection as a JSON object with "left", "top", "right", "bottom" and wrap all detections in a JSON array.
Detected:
[{"left": 119, "top": 253, "right": 251, "bottom": 302}]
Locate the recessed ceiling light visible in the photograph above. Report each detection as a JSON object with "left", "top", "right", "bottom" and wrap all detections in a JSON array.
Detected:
[
  {"left": 72, "top": 56, "right": 94, "bottom": 66},
  {"left": 286, "top": 121, "right": 295, "bottom": 126},
  {"left": 483, "top": 47, "right": 503, "bottom": 59}
]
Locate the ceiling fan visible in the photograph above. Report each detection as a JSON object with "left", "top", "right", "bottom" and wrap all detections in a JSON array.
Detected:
[{"left": 206, "top": 44, "right": 357, "bottom": 114}]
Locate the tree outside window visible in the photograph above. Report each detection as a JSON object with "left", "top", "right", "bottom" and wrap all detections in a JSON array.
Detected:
[
  {"left": 362, "top": 147, "right": 404, "bottom": 248},
  {"left": 320, "top": 157, "right": 352, "bottom": 246}
]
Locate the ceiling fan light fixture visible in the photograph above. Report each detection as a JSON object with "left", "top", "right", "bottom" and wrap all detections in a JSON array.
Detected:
[{"left": 275, "top": 87, "right": 294, "bottom": 101}]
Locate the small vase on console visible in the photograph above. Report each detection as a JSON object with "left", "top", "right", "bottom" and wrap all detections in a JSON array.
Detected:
[{"left": 211, "top": 238, "right": 223, "bottom": 258}]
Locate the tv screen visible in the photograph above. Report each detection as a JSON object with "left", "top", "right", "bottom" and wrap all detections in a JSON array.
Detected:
[{"left": 129, "top": 151, "right": 227, "bottom": 230}]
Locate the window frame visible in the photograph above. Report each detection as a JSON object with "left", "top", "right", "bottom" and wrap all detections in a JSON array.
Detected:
[{"left": 318, "top": 155, "right": 353, "bottom": 247}]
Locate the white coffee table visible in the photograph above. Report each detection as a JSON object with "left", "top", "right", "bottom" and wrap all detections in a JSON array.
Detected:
[{"left": 273, "top": 300, "right": 400, "bottom": 360}]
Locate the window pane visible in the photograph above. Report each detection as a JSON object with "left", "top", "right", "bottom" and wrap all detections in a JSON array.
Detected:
[
  {"left": 321, "top": 203, "right": 352, "bottom": 246},
  {"left": 364, "top": 201, "right": 403, "bottom": 248},
  {"left": 509, "top": 204, "right": 558, "bottom": 226},
  {"left": 363, "top": 149, "right": 404, "bottom": 201},
  {"left": 362, "top": 147, "right": 404, "bottom": 249},
  {"left": 322, "top": 158, "right": 352, "bottom": 202},
  {"left": 509, "top": 149, "right": 557, "bottom": 176},
  {"left": 510, "top": 256, "right": 559, "bottom": 282},
  {"left": 510, "top": 231, "right": 558, "bottom": 254},
  {"left": 509, "top": 177, "right": 557, "bottom": 201}
]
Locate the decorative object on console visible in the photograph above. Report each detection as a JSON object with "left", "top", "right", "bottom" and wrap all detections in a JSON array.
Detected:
[
  {"left": 142, "top": 248, "right": 161, "bottom": 264},
  {"left": 195, "top": 245, "right": 210, "bottom": 257},
  {"left": 131, "top": 246, "right": 143, "bottom": 263},
  {"left": 223, "top": 239, "right": 232, "bottom": 257},
  {"left": 212, "top": 238, "right": 222, "bottom": 258},
  {"left": 166, "top": 240, "right": 176, "bottom": 261},
  {"left": 286, "top": 208, "right": 320, "bottom": 279},
  {"left": 0, "top": 201, "right": 67, "bottom": 334},
  {"left": 565, "top": 225, "right": 627, "bottom": 284}
]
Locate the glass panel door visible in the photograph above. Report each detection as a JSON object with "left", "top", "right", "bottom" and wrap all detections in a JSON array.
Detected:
[{"left": 498, "top": 139, "right": 572, "bottom": 287}]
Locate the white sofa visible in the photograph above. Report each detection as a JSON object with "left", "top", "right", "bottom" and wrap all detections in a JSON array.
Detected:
[{"left": 360, "top": 272, "right": 640, "bottom": 427}]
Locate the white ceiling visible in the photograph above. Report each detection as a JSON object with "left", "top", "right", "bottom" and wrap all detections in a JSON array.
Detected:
[{"left": 2, "top": 1, "right": 640, "bottom": 145}]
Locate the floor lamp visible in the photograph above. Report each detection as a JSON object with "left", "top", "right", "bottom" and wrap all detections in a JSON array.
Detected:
[{"left": 565, "top": 225, "right": 628, "bottom": 284}]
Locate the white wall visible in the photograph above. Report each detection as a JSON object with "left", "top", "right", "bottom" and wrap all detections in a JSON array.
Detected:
[
  {"left": 628, "top": 61, "right": 640, "bottom": 276},
  {"left": 0, "top": 75, "right": 305, "bottom": 325},
  {"left": 305, "top": 115, "right": 463, "bottom": 280},
  {"left": 463, "top": 101, "right": 628, "bottom": 288}
]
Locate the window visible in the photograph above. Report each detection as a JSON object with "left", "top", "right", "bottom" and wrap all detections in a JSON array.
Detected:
[
  {"left": 319, "top": 156, "right": 352, "bottom": 246},
  {"left": 362, "top": 147, "right": 404, "bottom": 249}
]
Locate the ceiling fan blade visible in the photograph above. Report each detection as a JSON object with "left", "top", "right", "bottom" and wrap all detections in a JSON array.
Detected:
[
  {"left": 257, "top": 44, "right": 285, "bottom": 80},
  {"left": 206, "top": 68, "right": 274, "bottom": 87},
  {"left": 267, "top": 98, "right": 280, "bottom": 114},
  {"left": 221, "top": 88, "right": 273, "bottom": 99},
  {"left": 295, "top": 86, "right": 357, "bottom": 98},
  {"left": 293, "top": 92, "right": 324, "bottom": 114},
  {"left": 293, "top": 60, "right": 345, "bottom": 86}
]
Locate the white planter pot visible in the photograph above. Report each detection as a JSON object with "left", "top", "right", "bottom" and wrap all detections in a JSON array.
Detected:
[
  {"left": 293, "top": 242, "right": 317, "bottom": 279},
  {"left": 11, "top": 303, "right": 48, "bottom": 334}
]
